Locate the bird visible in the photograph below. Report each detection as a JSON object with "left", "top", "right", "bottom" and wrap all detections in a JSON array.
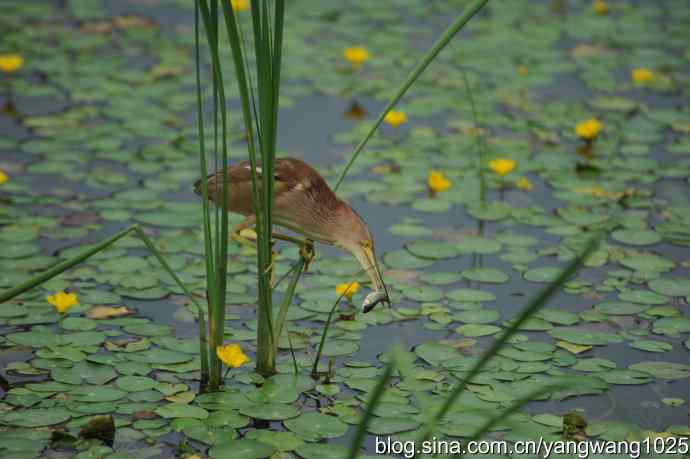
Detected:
[{"left": 194, "top": 157, "right": 390, "bottom": 313}]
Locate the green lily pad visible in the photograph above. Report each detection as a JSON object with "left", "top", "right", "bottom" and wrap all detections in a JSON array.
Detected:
[
  {"left": 406, "top": 241, "right": 460, "bottom": 259},
  {"left": 445, "top": 288, "right": 495, "bottom": 302},
  {"left": 284, "top": 412, "right": 348, "bottom": 440},
  {"left": 611, "top": 229, "right": 661, "bottom": 246},
  {"left": 629, "top": 340, "right": 672, "bottom": 353},
  {"left": 462, "top": 267, "right": 509, "bottom": 284},
  {"left": 126, "top": 349, "right": 194, "bottom": 364},
  {"left": 457, "top": 324, "right": 502, "bottom": 337},
  {"left": 628, "top": 361, "right": 690, "bottom": 380},
  {"left": 403, "top": 285, "right": 444, "bottom": 302},
  {"left": 70, "top": 386, "right": 127, "bottom": 402},
  {"left": 549, "top": 328, "right": 623, "bottom": 345},
  {"left": 383, "top": 250, "right": 435, "bottom": 269},
  {"left": 594, "top": 302, "right": 648, "bottom": 315},
  {"left": 116, "top": 376, "right": 158, "bottom": 391},
  {"left": 648, "top": 278, "right": 690, "bottom": 296},
  {"left": 239, "top": 403, "right": 300, "bottom": 421},
  {"left": 617, "top": 290, "right": 668, "bottom": 305},
  {"left": 155, "top": 403, "right": 209, "bottom": 419},
  {"left": 1, "top": 408, "right": 71, "bottom": 427},
  {"left": 208, "top": 439, "right": 276, "bottom": 459},
  {"left": 367, "top": 416, "right": 420, "bottom": 435},
  {"left": 455, "top": 309, "right": 501, "bottom": 324},
  {"left": 523, "top": 266, "right": 562, "bottom": 283}
]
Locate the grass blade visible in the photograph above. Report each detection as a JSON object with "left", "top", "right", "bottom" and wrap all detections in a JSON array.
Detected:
[
  {"left": 333, "top": 0, "right": 490, "bottom": 192},
  {"left": 0, "top": 224, "right": 138, "bottom": 304},
  {"left": 457, "top": 383, "right": 567, "bottom": 458},
  {"left": 346, "top": 357, "right": 396, "bottom": 459},
  {"left": 416, "top": 234, "right": 600, "bottom": 443},
  {"left": 134, "top": 226, "right": 210, "bottom": 388}
]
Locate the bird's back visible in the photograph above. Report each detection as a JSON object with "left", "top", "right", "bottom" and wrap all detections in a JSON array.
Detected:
[{"left": 194, "top": 157, "right": 341, "bottom": 221}]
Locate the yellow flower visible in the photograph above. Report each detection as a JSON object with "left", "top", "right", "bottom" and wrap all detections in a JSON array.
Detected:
[
  {"left": 216, "top": 343, "right": 249, "bottom": 368},
  {"left": 231, "top": 0, "right": 249, "bottom": 12},
  {"left": 488, "top": 158, "right": 516, "bottom": 177},
  {"left": 0, "top": 170, "right": 8, "bottom": 185},
  {"left": 592, "top": 0, "right": 609, "bottom": 15},
  {"left": 336, "top": 281, "right": 360, "bottom": 301},
  {"left": 517, "top": 65, "right": 529, "bottom": 77},
  {"left": 516, "top": 176, "right": 533, "bottom": 191},
  {"left": 0, "top": 54, "right": 23, "bottom": 73},
  {"left": 631, "top": 67, "right": 654, "bottom": 83},
  {"left": 575, "top": 118, "right": 602, "bottom": 140},
  {"left": 427, "top": 170, "right": 451, "bottom": 193},
  {"left": 47, "top": 291, "right": 78, "bottom": 314},
  {"left": 384, "top": 110, "right": 407, "bottom": 128},
  {"left": 343, "top": 47, "right": 369, "bottom": 69}
]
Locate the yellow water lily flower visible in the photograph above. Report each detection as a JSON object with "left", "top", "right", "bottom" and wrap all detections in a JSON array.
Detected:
[
  {"left": 0, "top": 170, "right": 8, "bottom": 185},
  {"left": 47, "top": 291, "right": 78, "bottom": 314},
  {"left": 0, "top": 54, "right": 23, "bottom": 73},
  {"left": 488, "top": 158, "right": 516, "bottom": 177},
  {"left": 631, "top": 67, "right": 654, "bottom": 83},
  {"left": 343, "top": 47, "right": 369, "bottom": 69},
  {"left": 384, "top": 110, "right": 407, "bottom": 128},
  {"left": 517, "top": 65, "right": 529, "bottom": 77},
  {"left": 427, "top": 170, "right": 451, "bottom": 193},
  {"left": 216, "top": 343, "right": 250, "bottom": 368},
  {"left": 592, "top": 0, "right": 609, "bottom": 15},
  {"left": 336, "top": 281, "right": 360, "bottom": 301},
  {"left": 231, "top": 0, "right": 249, "bottom": 12},
  {"left": 516, "top": 176, "right": 533, "bottom": 191},
  {"left": 575, "top": 118, "right": 602, "bottom": 140}
]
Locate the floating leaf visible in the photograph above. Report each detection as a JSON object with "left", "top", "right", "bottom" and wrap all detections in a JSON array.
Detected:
[{"left": 155, "top": 403, "right": 209, "bottom": 419}]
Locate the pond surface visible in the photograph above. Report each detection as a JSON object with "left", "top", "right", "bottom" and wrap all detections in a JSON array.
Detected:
[{"left": 1, "top": 0, "right": 690, "bottom": 458}]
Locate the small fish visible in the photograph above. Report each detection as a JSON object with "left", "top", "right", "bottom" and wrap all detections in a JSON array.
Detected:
[{"left": 362, "top": 291, "right": 390, "bottom": 314}]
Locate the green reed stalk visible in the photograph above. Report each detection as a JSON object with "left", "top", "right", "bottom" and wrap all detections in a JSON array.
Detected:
[
  {"left": 346, "top": 355, "right": 396, "bottom": 459},
  {"left": 333, "top": 0, "right": 490, "bottom": 192},
  {"left": 197, "top": 0, "right": 232, "bottom": 389},
  {"left": 215, "top": 0, "right": 285, "bottom": 375},
  {"left": 416, "top": 234, "right": 600, "bottom": 443}
]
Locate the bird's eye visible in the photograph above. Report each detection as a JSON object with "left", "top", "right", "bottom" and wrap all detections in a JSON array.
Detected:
[{"left": 361, "top": 240, "right": 372, "bottom": 249}]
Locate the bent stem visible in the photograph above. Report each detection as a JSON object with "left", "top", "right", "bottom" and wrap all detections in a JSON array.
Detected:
[
  {"left": 333, "top": 0, "right": 490, "bottom": 192},
  {"left": 311, "top": 278, "right": 360, "bottom": 377},
  {"left": 0, "top": 223, "right": 211, "bottom": 390}
]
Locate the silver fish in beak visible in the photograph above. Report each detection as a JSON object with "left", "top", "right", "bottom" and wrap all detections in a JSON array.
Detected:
[{"left": 352, "top": 242, "right": 391, "bottom": 313}]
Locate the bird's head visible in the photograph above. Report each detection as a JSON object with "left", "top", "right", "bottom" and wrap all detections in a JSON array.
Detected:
[{"left": 335, "top": 206, "right": 390, "bottom": 313}]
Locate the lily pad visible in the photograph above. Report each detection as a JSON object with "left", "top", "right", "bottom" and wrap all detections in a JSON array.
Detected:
[{"left": 284, "top": 412, "right": 348, "bottom": 440}]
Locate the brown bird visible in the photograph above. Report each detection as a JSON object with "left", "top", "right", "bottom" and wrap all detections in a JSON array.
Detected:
[{"left": 194, "top": 157, "right": 390, "bottom": 312}]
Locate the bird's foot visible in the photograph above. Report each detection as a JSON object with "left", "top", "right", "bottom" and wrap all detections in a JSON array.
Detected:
[
  {"left": 299, "top": 240, "right": 315, "bottom": 271},
  {"left": 231, "top": 229, "right": 258, "bottom": 252}
]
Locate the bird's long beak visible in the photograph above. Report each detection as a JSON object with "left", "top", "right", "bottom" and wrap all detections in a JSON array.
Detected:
[{"left": 354, "top": 245, "right": 390, "bottom": 313}]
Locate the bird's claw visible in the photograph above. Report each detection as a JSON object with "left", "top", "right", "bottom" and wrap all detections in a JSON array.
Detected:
[{"left": 300, "top": 240, "right": 315, "bottom": 271}]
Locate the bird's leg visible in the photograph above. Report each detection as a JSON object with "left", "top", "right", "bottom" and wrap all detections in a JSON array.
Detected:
[{"left": 270, "top": 232, "right": 315, "bottom": 271}]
